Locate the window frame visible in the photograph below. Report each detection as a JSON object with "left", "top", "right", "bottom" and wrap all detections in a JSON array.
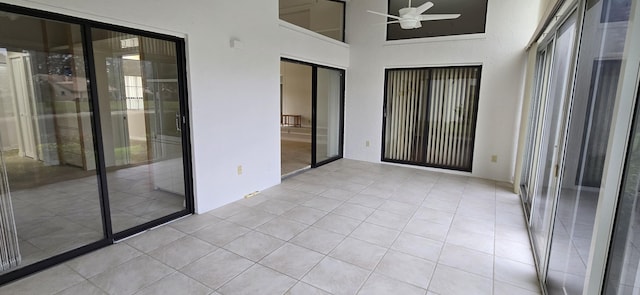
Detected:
[{"left": 278, "top": 0, "right": 346, "bottom": 42}]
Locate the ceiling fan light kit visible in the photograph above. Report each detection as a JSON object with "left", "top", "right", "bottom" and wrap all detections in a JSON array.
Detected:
[{"left": 368, "top": 0, "right": 461, "bottom": 30}]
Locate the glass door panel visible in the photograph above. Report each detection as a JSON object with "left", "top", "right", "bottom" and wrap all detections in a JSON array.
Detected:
[
  {"left": 280, "top": 60, "right": 312, "bottom": 175},
  {"left": 91, "top": 29, "right": 186, "bottom": 233},
  {"left": 547, "top": 0, "right": 632, "bottom": 293},
  {"left": 314, "top": 67, "right": 343, "bottom": 165},
  {"left": 530, "top": 12, "right": 578, "bottom": 278},
  {"left": 0, "top": 14, "right": 104, "bottom": 273},
  {"left": 604, "top": 76, "right": 640, "bottom": 295},
  {"left": 521, "top": 50, "right": 551, "bottom": 219}
]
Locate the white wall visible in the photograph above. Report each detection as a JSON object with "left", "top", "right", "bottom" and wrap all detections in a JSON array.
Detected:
[
  {"left": 3, "top": 0, "right": 282, "bottom": 213},
  {"left": 344, "top": 0, "right": 541, "bottom": 182},
  {"left": 279, "top": 20, "right": 350, "bottom": 69}
]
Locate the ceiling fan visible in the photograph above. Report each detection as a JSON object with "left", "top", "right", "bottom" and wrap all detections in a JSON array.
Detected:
[{"left": 367, "top": 0, "right": 461, "bottom": 30}]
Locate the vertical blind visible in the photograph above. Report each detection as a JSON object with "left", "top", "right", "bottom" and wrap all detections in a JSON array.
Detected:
[
  {"left": 383, "top": 66, "right": 480, "bottom": 171},
  {"left": 0, "top": 145, "right": 20, "bottom": 271}
]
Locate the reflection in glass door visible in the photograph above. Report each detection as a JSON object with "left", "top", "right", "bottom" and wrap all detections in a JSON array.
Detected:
[
  {"left": 280, "top": 61, "right": 312, "bottom": 175},
  {"left": 520, "top": 0, "right": 634, "bottom": 292},
  {"left": 529, "top": 12, "right": 578, "bottom": 280},
  {"left": 0, "top": 4, "right": 192, "bottom": 284},
  {"left": 280, "top": 59, "right": 344, "bottom": 176},
  {"left": 521, "top": 49, "right": 552, "bottom": 218},
  {"left": 91, "top": 29, "right": 187, "bottom": 235},
  {"left": 604, "top": 78, "right": 640, "bottom": 294},
  {"left": 0, "top": 13, "right": 104, "bottom": 274},
  {"left": 314, "top": 67, "right": 344, "bottom": 165}
]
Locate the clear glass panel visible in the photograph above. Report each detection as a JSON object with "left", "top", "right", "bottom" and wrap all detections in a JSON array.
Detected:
[
  {"left": 279, "top": 0, "right": 345, "bottom": 42},
  {"left": 315, "top": 67, "right": 342, "bottom": 164},
  {"left": 0, "top": 13, "right": 103, "bottom": 273},
  {"left": 604, "top": 81, "right": 640, "bottom": 294},
  {"left": 91, "top": 29, "right": 186, "bottom": 233},
  {"left": 521, "top": 51, "right": 550, "bottom": 217},
  {"left": 584, "top": 0, "right": 640, "bottom": 294},
  {"left": 280, "top": 61, "right": 312, "bottom": 175},
  {"left": 547, "top": 0, "right": 631, "bottom": 293},
  {"left": 530, "top": 13, "right": 578, "bottom": 276}
]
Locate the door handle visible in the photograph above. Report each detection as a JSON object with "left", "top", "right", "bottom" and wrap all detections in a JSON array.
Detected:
[{"left": 175, "top": 112, "right": 181, "bottom": 132}]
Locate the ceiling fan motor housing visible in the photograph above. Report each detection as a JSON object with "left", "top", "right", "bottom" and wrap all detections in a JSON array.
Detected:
[{"left": 398, "top": 7, "right": 421, "bottom": 29}]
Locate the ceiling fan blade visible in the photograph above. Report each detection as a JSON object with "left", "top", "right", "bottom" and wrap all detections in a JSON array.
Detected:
[
  {"left": 374, "top": 20, "right": 402, "bottom": 26},
  {"left": 416, "top": 1, "right": 434, "bottom": 14},
  {"left": 367, "top": 10, "right": 402, "bottom": 20},
  {"left": 419, "top": 14, "right": 461, "bottom": 21}
]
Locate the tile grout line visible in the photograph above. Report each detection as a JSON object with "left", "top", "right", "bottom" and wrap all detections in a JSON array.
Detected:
[{"left": 353, "top": 176, "right": 439, "bottom": 295}]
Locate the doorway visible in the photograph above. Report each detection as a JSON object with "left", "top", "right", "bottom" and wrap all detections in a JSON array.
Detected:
[{"left": 279, "top": 59, "right": 344, "bottom": 176}]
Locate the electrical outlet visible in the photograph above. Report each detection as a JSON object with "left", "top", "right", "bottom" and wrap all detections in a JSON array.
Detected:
[
  {"left": 237, "top": 165, "right": 243, "bottom": 175},
  {"left": 491, "top": 155, "right": 498, "bottom": 163},
  {"left": 366, "top": 140, "right": 370, "bottom": 147}
]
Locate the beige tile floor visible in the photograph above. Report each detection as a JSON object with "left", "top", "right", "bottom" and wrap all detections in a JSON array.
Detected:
[
  {"left": 0, "top": 159, "right": 541, "bottom": 295},
  {"left": 281, "top": 139, "right": 311, "bottom": 176}
]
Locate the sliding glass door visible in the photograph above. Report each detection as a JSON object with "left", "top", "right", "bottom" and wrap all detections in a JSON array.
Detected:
[
  {"left": 314, "top": 66, "right": 344, "bottom": 165},
  {"left": 280, "top": 59, "right": 344, "bottom": 175},
  {"left": 0, "top": 13, "right": 105, "bottom": 274},
  {"left": 382, "top": 66, "right": 481, "bottom": 171},
  {"left": 91, "top": 29, "right": 188, "bottom": 235},
  {"left": 528, "top": 12, "right": 578, "bottom": 281},
  {"left": 604, "top": 79, "right": 640, "bottom": 294},
  {"left": 519, "top": 0, "right": 637, "bottom": 292},
  {"left": 521, "top": 48, "right": 553, "bottom": 218},
  {"left": 0, "top": 3, "right": 192, "bottom": 283}
]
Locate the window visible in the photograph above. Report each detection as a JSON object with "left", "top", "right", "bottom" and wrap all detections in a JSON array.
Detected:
[
  {"left": 279, "top": 0, "right": 345, "bottom": 42},
  {"left": 124, "top": 75, "right": 144, "bottom": 110},
  {"left": 386, "top": 0, "right": 488, "bottom": 41},
  {"left": 382, "top": 66, "right": 481, "bottom": 171}
]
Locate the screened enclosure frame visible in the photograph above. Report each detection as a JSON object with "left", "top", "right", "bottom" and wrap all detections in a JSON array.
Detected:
[
  {"left": 381, "top": 65, "right": 482, "bottom": 172},
  {"left": 0, "top": 3, "right": 194, "bottom": 285}
]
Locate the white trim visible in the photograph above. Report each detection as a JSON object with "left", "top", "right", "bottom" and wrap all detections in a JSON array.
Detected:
[
  {"left": 383, "top": 62, "right": 484, "bottom": 69},
  {"left": 383, "top": 33, "right": 487, "bottom": 46},
  {"left": 280, "top": 54, "right": 348, "bottom": 71},
  {"left": 278, "top": 20, "right": 349, "bottom": 48},
  {"left": 1, "top": 0, "right": 188, "bottom": 38}
]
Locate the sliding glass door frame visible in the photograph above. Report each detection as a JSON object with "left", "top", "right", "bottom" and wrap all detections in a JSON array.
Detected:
[
  {"left": 280, "top": 58, "right": 345, "bottom": 169},
  {"left": 380, "top": 65, "right": 482, "bottom": 172},
  {"left": 311, "top": 65, "right": 346, "bottom": 167},
  {"left": 517, "top": 3, "right": 583, "bottom": 290},
  {"left": 85, "top": 24, "right": 194, "bottom": 241},
  {"left": 585, "top": 0, "right": 640, "bottom": 291},
  {"left": 0, "top": 3, "right": 193, "bottom": 285},
  {"left": 521, "top": 45, "right": 553, "bottom": 220}
]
